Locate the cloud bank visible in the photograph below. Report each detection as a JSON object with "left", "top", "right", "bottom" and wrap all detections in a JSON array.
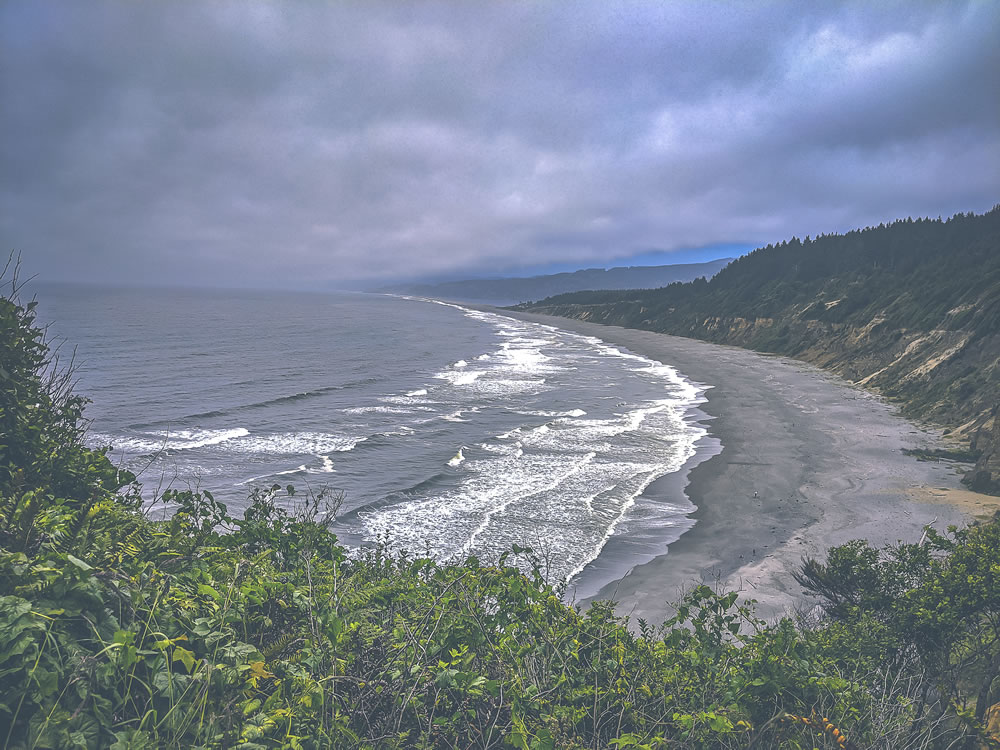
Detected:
[{"left": 2, "top": 1, "right": 998, "bottom": 288}]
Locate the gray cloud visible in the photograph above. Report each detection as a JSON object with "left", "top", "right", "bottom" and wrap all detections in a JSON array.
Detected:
[{"left": 2, "top": 1, "right": 998, "bottom": 288}]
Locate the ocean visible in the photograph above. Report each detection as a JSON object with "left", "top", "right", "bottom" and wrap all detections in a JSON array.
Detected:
[{"left": 36, "top": 284, "right": 710, "bottom": 595}]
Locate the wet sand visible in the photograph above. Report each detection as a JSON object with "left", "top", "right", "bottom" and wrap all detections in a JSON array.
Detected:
[{"left": 497, "top": 310, "right": 977, "bottom": 623}]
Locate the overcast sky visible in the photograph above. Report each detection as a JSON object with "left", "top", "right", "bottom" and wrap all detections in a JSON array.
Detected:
[{"left": 2, "top": 1, "right": 998, "bottom": 289}]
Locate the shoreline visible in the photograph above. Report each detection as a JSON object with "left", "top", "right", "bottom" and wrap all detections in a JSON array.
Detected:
[
  {"left": 494, "top": 309, "right": 993, "bottom": 623},
  {"left": 563, "top": 394, "right": 720, "bottom": 605}
]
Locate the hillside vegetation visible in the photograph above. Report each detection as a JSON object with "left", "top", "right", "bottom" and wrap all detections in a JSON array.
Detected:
[
  {"left": 516, "top": 208, "right": 1000, "bottom": 492},
  {"left": 2, "top": 270, "right": 1000, "bottom": 748}
]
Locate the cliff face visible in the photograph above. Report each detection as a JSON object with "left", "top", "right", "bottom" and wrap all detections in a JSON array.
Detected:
[
  {"left": 535, "top": 300, "right": 998, "bottom": 436},
  {"left": 519, "top": 209, "right": 1000, "bottom": 493}
]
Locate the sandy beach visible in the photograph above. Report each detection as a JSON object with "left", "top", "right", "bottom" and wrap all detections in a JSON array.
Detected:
[{"left": 497, "top": 309, "right": 993, "bottom": 623}]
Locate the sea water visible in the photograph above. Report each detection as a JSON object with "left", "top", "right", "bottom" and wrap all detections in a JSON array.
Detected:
[{"left": 36, "top": 284, "right": 708, "bottom": 588}]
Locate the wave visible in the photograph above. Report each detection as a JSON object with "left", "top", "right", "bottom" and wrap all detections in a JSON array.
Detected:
[
  {"left": 237, "top": 464, "right": 309, "bottom": 486},
  {"left": 459, "top": 305, "right": 704, "bottom": 407},
  {"left": 97, "top": 427, "right": 249, "bottom": 454},
  {"left": 127, "top": 378, "right": 380, "bottom": 428},
  {"left": 405, "top": 388, "right": 428, "bottom": 397},
  {"left": 362, "top": 450, "right": 604, "bottom": 568},
  {"left": 457, "top": 451, "right": 598, "bottom": 555},
  {"left": 343, "top": 405, "right": 415, "bottom": 414},
  {"left": 496, "top": 343, "right": 557, "bottom": 374},
  {"left": 521, "top": 408, "right": 587, "bottom": 418},
  {"left": 434, "top": 369, "right": 483, "bottom": 386},
  {"left": 574, "top": 337, "right": 704, "bottom": 403},
  {"left": 236, "top": 451, "right": 339, "bottom": 486},
  {"left": 515, "top": 402, "right": 684, "bottom": 456},
  {"left": 235, "top": 432, "right": 367, "bottom": 455},
  {"left": 467, "top": 377, "right": 548, "bottom": 397},
  {"left": 438, "top": 409, "right": 473, "bottom": 423},
  {"left": 379, "top": 425, "right": 415, "bottom": 436}
]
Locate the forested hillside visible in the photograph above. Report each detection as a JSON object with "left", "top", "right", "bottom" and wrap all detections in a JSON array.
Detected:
[{"left": 517, "top": 208, "right": 1000, "bottom": 492}]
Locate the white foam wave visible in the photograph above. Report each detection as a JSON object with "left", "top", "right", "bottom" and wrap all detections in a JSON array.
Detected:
[
  {"left": 522, "top": 409, "right": 587, "bottom": 418},
  {"left": 563, "top": 466, "right": 677, "bottom": 583},
  {"left": 99, "top": 427, "right": 250, "bottom": 454},
  {"left": 496, "top": 344, "right": 557, "bottom": 373},
  {"left": 584, "top": 340, "right": 703, "bottom": 402},
  {"left": 365, "top": 451, "right": 597, "bottom": 564},
  {"left": 235, "top": 432, "right": 367, "bottom": 455},
  {"left": 236, "top": 463, "right": 308, "bottom": 486},
  {"left": 457, "top": 451, "right": 597, "bottom": 555},
  {"left": 172, "top": 428, "right": 249, "bottom": 450},
  {"left": 468, "top": 377, "right": 547, "bottom": 396},
  {"left": 386, "top": 425, "right": 415, "bottom": 435},
  {"left": 405, "top": 388, "right": 428, "bottom": 397},
  {"left": 434, "top": 369, "right": 483, "bottom": 386},
  {"left": 344, "top": 405, "right": 415, "bottom": 414},
  {"left": 506, "top": 336, "right": 550, "bottom": 347},
  {"left": 453, "top": 360, "right": 468, "bottom": 368},
  {"left": 380, "top": 394, "right": 436, "bottom": 408}
]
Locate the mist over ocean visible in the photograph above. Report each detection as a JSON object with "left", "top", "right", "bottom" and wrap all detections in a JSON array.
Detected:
[{"left": 37, "top": 285, "right": 708, "bottom": 588}]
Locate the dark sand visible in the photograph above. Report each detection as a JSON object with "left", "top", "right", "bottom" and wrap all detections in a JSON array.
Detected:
[{"left": 498, "top": 310, "right": 974, "bottom": 623}]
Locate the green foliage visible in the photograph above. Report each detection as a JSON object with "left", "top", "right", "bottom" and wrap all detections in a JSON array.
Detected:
[
  {"left": 797, "top": 519, "right": 1000, "bottom": 741},
  {"left": 2, "top": 268, "right": 999, "bottom": 748},
  {"left": 0, "top": 264, "right": 134, "bottom": 515}
]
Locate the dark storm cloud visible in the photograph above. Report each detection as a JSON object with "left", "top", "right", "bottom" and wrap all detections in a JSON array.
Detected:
[{"left": 2, "top": 1, "right": 998, "bottom": 288}]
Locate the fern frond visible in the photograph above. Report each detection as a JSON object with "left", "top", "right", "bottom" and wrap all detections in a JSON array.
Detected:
[
  {"left": 54, "top": 496, "right": 95, "bottom": 554},
  {"left": 261, "top": 631, "right": 298, "bottom": 660}
]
